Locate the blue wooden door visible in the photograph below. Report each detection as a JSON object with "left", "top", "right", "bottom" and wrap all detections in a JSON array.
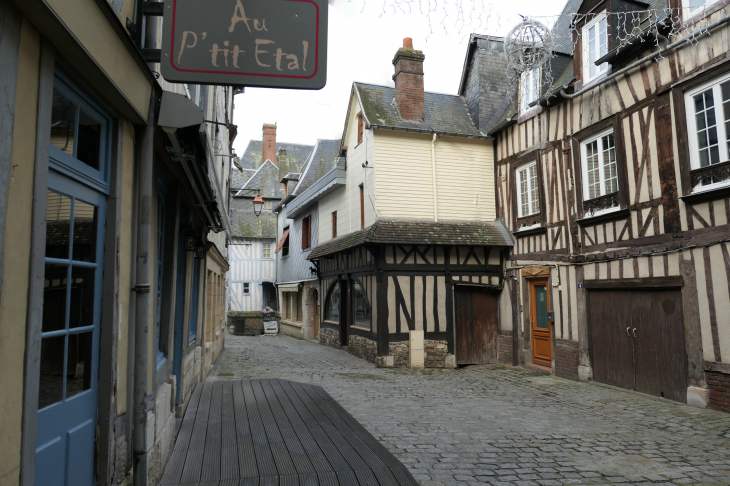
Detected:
[{"left": 35, "top": 172, "right": 106, "bottom": 486}]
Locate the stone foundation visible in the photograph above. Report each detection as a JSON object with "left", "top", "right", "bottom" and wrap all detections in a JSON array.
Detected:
[
  {"left": 348, "top": 335, "right": 377, "bottom": 363},
  {"left": 707, "top": 371, "right": 730, "bottom": 412},
  {"left": 554, "top": 339, "right": 579, "bottom": 381},
  {"left": 498, "top": 332, "right": 513, "bottom": 364},
  {"left": 389, "top": 341, "right": 409, "bottom": 368},
  {"left": 424, "top": 340, "right": 448, "bottom": 368},
  {"left": 319, "top": 327, "right": 340, "bottom": 349}
]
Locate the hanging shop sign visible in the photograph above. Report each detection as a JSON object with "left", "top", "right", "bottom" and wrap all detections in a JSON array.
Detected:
[{"left": 161, "top": 0, "right": 328, "bottom": 89}]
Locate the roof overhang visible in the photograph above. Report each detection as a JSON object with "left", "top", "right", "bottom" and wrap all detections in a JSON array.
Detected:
[{"left": 286, "top": 159, "right": 346, "bottom": 219}]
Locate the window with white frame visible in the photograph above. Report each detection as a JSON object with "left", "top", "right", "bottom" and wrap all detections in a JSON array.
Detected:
[
  {"left": 516, "top": 161, "right": 540, "bottom": 221},
  {"left": 262, "top": 243, "right": 272, "bottom": 259},
  {"left": 683, "top": 0, "right": 720, "bottom": 17},
  {"left": 582, "top": 13, "right": 609, "bottom": 83},
  {"left": 580, "top": 128, "right": 619, "bottom": 213},
  {"left": 243, "top": 282, "right": 250, "bottom": 295},
  {"left": 684, "top": 73, "right": 730, "bottom": 190},
  {"left": 520, "top": 68, "right": 540, "bottom": 113}
]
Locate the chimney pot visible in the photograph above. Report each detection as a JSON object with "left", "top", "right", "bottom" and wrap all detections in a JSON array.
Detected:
[{"left": 403, "top": 37, "right": 413, "bottom": 49}]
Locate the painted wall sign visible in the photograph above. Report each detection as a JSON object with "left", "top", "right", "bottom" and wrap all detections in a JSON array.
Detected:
[{"left": 161, "top": 0, "right": 328, "bottom": 89}]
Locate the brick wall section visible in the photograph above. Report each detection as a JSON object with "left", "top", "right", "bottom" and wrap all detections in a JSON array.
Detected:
[
  {"left": 707, "top": 371, "right": 730, "bottom": 412},
  {"left": 392, "top": 41, "right": 425, "bottom": 122},
  {"left": 319, "top": 328, "right": 340, "bottom": 349},
  {"left": 498, "top": 333, "right": 513, "bottom": 364},
  {"left": 424, "top": 340, "right": 448, "bottom": 368},
  {"left": 262, "top": 123, "right": 277, "bottom": 164},
  {"left": 349, "top": 335, "right": 377, "bottom": 363},
  {"left": 554, "top": 339, "right": 579, "bottom": 381}
]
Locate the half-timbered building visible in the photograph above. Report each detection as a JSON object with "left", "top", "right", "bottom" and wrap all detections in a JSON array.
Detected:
[
  {"left": 306, "top": 39, "right": 515, "bottom": 368},
  {"left": 480, "top": 0, "right": 730, "bottom": 410}
]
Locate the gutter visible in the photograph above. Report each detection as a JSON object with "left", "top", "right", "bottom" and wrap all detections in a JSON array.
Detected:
[
  {"left": 369, "top": 124, "right": 492, "bottom": 139},
  {"left": 551, "top": 13, "right": 730, "bottom": 102}
]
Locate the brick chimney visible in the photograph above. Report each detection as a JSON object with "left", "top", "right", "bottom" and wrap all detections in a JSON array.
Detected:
[
  {"left": 392, "top": 38, "right": 425, "bottom": 122},
  {"left": 262, "top": 123, "right": 277, "bottom": 165}
]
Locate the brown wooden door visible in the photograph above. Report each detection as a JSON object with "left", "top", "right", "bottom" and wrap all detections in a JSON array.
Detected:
[
  {"left": 530, "top": 280, "right": 551, "bottom": 367},
  {"left": 632, "top": 290, "right": 687, "bottom": 402},
  {"left": 454, "top": 287, "right": 498, "bottom": 365},
  {"left": 588, "top": 290, "right": 635, "bottom": 390},
  {"left": 588, "top": 289, "right": 687, "bottom": 402}
]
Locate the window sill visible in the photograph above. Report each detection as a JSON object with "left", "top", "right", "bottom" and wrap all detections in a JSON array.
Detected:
[
  {"left": 576, "top": 208, "right": 629, "bottom": 225},
  {"left": 513, "top": 225, "right": 546, "bottom": 237},
  {"left": 281, "top": 319, "right": 303, "bottom": 328},
  {"left": 324, "top": 319, "right": 339, "bottom": 325},
  {"left": 681, "top": 184, "right": 730, "bottom": 203},
  {"left": 350, "top": 325, "right": 371, "bottom": 332}
]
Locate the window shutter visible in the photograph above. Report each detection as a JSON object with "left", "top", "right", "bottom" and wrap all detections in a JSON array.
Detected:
[{"left": 358, "top": 113, "right": 363, "bottom": 144}]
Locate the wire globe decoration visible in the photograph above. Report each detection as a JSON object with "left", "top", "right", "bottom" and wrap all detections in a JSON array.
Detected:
[{"left": 504, "top": 17, "right": 555, "bottom": 75}]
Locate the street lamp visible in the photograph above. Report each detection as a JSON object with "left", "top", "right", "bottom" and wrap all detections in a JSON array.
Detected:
[
  {"left": 193, "top": 238, "right": 205, "bottom": 259},
  {"left": 183, "top": 225, "right": 197, "bottom": 251},
  {"left": 253, "top": 194, "right": 264, "bottom": 217}
]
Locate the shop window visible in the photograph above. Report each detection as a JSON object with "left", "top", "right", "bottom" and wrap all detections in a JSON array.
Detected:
[
  {"left": 324, "top": 281, "right": 340, "bottom": 322},
  {"left": 352, "top": 279, "right": 372, "bottom": 329}
]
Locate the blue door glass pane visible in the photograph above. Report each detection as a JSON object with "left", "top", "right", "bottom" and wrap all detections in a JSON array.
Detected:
[{"left": 535, "top": 285, "right": 548, "bottom": 329}]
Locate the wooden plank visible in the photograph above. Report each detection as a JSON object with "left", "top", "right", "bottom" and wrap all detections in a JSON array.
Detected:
[
  {"left": 259, "top": 380, "right": 316, "bottom": 475},
  {"left": 175, "top": 383, "right": 205, "bottom": 451},
  {"left": 277, "top": 380, "right": 353, "bottom": 473},
  {"left": 250, "top": 380, "right": 298, "bottom": 477},
  {"left": 316, "top": 471, "right": 339, "bottom": 486},
  {"left": 269, "top": 380, "right": 333, "bottom": 473},
  {"left": 190, "top": 383, "right": 214, "bottom": 449},
  {"left": 201, "top": 383, "right": 224, "bottom": 481},
  {"left": 179, "top": 448, "right": 205, "bottom": 484},
  {"left": 584, "top": 276, "right": 683, "bottom": 289},
  {"left": 233, "top": 381, "right": 259, "bottom": 479},
  {"left": 241, "top": 380, "right": 279, "bottom": 478}
]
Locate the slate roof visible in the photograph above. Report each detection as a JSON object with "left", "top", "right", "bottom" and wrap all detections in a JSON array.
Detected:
[
  {"left": 230, "top": 168, "right": 257, "bottom": 190},
  {"left": 307, "top": 219, "right": 514, "bottom": 259},
  {"left": 239, "top": 140, "right": 314, "bottom": 171},
  {"left": 355, "top": 83, "right": 485, "bottom": 137},
  {"left": 293, "top": 139, "right": 341, "bottom": 195},
  {"left": 229, "top": 196, "right": 278, "bottom": 239}
]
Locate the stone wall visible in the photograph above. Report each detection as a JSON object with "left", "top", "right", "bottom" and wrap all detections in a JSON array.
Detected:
[
  {"left": 348, "top": 335, "right": 377, "bottom": 363},
  {"left": 424, "top": 340, "right": 448, "bottom": 368},
  {"left": 498, "top": 332, "right": 513, "bottom": 364},
  {"left": 707, "top": 371, "right": 730, "bottom": 412},
  {"left": 390, "top": 341, "right": 409, "bottom": 368},
  {"left": 319, "top": 327, "right": 340, "bottom": 349},
  {"left": 554, "top": 339, "right": 579, "bottom": 381}
]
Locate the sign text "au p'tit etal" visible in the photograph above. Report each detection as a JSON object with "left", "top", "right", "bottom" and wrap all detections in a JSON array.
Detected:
[{"left": 161, "top": 0, "right": 328, "bottom": 89}]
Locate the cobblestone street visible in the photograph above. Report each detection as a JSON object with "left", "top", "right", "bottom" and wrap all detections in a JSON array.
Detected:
[{"left": 206, "top": 333, "right": 730, "bottom": 486}]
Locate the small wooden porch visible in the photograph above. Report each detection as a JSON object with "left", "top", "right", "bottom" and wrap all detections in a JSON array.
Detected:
[{"left": 158, "top": 379, "right": 418, "bottom": 486}]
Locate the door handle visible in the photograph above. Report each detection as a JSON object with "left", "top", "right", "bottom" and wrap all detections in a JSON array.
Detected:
[
  {"left": 626, "top": 327, "right": 630, "bottom": 336},
  {"left": 633, "top": 328, "right": 637, "bottom": 338}
]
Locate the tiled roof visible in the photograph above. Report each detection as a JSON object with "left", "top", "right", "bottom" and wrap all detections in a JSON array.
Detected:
[
  {"left": 239, "top": 140, "right": 314, "bottom": 171},
  {"left": 307, "top": 219, "right": 514, "bottom": 259},
  {"left": 355, "top": 83, "right": 485, "bottom": 137},
  {"left": 293, "top": 139, "right": 341, "bottom": 195}
]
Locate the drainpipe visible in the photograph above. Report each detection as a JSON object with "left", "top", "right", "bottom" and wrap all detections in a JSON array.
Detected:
[
  {"left": 133, "top": 91, "right": 155, "bottom": 486},
  {"left": 558, "top": 13, "right": 730, "bottom": 100},
  {"left": 431, "top": 132, "right": 439, "bottom": 222}
]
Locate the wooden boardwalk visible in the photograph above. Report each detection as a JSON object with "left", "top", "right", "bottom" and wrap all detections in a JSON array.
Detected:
[{"left": 158, "top": 379, "right": 419, "bottom": 486}]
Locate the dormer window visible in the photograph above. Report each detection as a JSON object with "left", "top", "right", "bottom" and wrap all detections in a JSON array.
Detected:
[
  {"left": 582, "top": 12, "right": 609, "bottom": 83},
  {"left": 520, "top": 68, "right": 540, "bottom": 113}
]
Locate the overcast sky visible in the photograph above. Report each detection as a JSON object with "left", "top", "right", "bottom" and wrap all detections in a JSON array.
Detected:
[{"left": 231, "top": 0, "right": 568, "bottom": 151}]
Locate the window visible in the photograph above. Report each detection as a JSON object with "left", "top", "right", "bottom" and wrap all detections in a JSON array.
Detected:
[
  {"left": 359, "top": 184, "right": 365, "bottom": 229},
  {"left": 243, "top": 282, "right": 250, "bottom": 295},
  {"left": 685, "top": 74, "right": 730, "bottom": 190},
  {"left": 332, "top": 211, "right": 337, "bottom": 238},
  {"left": 580, "top": 128, "right": 619, "bottom": 213},
  {"left": 684, "top": 0, "right": 720, "bottom": 17},
  {"left": 275, "top": 227, "right": 290, "bottom": 256},
  {"left": 358, "top": 113, "right": 364, "bottom": 144},
  {"left": 516, "top": 162, "right": 540, "bottom": 222},
  {"left": 301, "top": 216, "right": 311, "bottom": 249},
  {"left": 520, "top": 68, "right": 540, "bottom": 113},
  {"left": 324, "top": 281, "right": 340, "bottom": 322},
  {"left": 582, "top": 13, "right": 609, "bottom": 83},
  {"left": 262, "top": 243, "right": 272, "bottom": 259},
  {"left": 352, "top": 279, "right": 372, "bottom": 329}
]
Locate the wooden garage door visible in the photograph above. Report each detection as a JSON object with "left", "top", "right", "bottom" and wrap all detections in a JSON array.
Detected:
[
  {"left": 588, "top": 289, "right": 688, "bottom": 402},
  {"left": 454, "top": 287, "right": 498, "bottom": 365}
]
